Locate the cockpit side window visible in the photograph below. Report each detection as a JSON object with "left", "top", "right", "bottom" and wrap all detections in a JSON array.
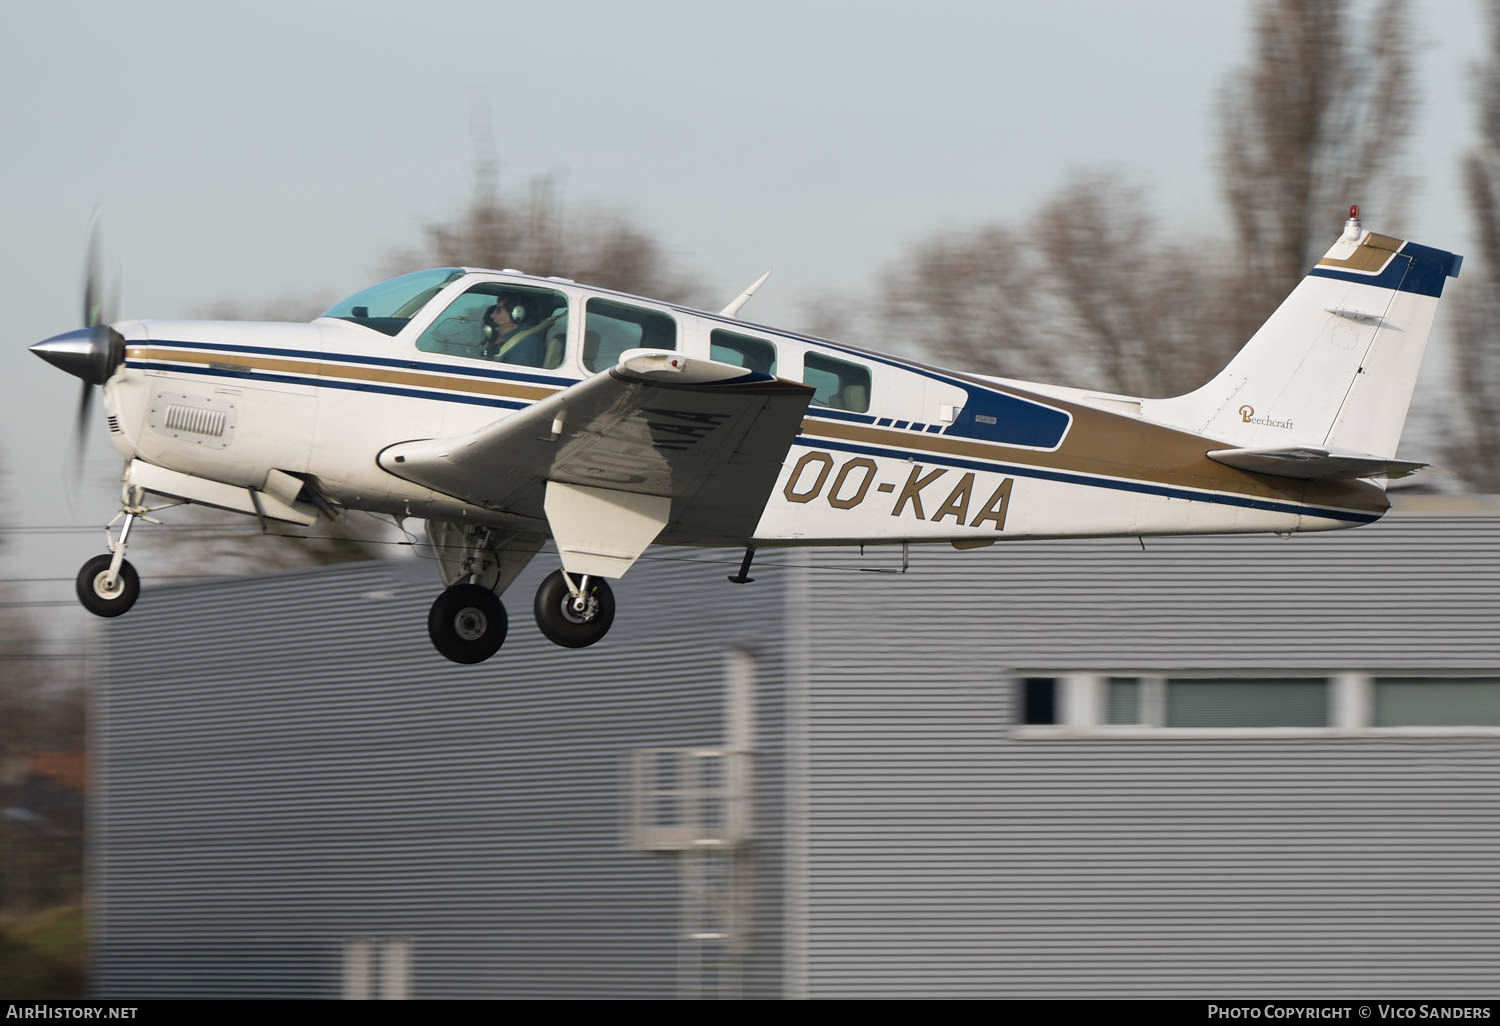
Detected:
[
  {"left": 582, "top": 299, "right": 676, "bottom": 372},
  {"left": 804, "top": 352, "right": 872, "bottom": 412},
  {"left": 415, "top": 283, "right": 570, "bottom": 369},
  {"left": 710, "top": 329, "right": 778, "bottom": 375}
]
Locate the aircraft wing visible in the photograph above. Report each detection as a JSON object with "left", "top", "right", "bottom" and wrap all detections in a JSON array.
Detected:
[
  {"left": 378, "top": 350, "right": 815, "bottom": 570},
  {"left": 1206, "top": 445, "right": 1428, "bottom": 481}
]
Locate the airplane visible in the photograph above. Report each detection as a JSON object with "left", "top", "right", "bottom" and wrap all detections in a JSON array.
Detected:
[{"left": 29, "top": 206, "right": 1461, "bottom": 663}]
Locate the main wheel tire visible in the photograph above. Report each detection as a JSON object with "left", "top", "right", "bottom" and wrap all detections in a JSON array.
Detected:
[
  {"left": 533, "top": 570, "right": 615, "bottom": 649},
  {"left": 76, "top": 554, "right": 140, "bottom": 618},
  {"left": 427, "top": 584, "right": 507, "bottom": 664}
]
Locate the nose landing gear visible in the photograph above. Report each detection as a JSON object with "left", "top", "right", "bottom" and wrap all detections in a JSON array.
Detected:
[
  {"left": 533, "top": 569, "right": 615, "bottom": 649},
  {"left": 76, "top": 552, "right": 139, "bottom": 617},
  {"left": 75, "top": 485, "right": 175, "bottom": 618}
]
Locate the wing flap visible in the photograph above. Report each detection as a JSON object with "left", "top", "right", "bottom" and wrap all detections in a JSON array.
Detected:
[
  {"left": 1207, "top": 445, "right": 1427, "bottom": 481},
  {"left": 379, "top": 350, "right": 815, "bottom": 543}
]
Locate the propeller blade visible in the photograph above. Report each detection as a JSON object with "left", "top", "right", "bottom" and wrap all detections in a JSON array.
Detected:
[
  {"left": 72, "top": 380, "right": 94, "bottom": 497},
  {"left": 83, "top": 217, "right": 103, "bottom": 327}
]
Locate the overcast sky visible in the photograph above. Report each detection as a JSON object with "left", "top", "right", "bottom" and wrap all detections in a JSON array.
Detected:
[{"left": 0, "top": 0, "right": 1487, "bottom": 610}]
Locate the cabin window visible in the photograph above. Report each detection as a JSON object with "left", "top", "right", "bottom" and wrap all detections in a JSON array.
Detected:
[
  {"left": 415, "top": 283, "right": 569, "bottom": 369},
  {"left": 583, "top": 299, "right": 677, "bottom": 373},
  {"left": 804, "top": 353, "right": 871, "bottom": 413},
  {"left": 710, "top": 329, "right": 778, "bottom": 375}
]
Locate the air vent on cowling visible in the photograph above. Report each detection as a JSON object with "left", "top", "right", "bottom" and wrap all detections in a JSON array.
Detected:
[
  {"left": 163, "top": 404, "right": 228, "bottom": 437},
  {"left": 107, "top": 415, "right": 121, "bottom": 433},
  {"left": 147, "top": 390, "right": 238, "bottom": 449}
]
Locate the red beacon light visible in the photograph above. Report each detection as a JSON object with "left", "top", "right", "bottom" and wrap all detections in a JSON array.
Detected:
[{"left": 1340, "top": 204, "right": 1364, "bottom": 242}]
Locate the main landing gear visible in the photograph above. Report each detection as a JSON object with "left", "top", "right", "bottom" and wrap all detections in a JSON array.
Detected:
[
  {"left": 427, "top": 583, "right": 508, "bottom": 664},
  {"left": 533, "top": 569, "right": 615, "bottom": 649},
  {"left": 75, "top": 485, "right": 174, "bottom": 618},
  {"left": 423, "top": 522, "right": 618, "bottom": 663}
]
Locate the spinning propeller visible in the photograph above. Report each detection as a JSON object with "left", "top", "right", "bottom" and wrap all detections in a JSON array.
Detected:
[{"left": 30, "top": 220, "right": 125, "bottom": 477}]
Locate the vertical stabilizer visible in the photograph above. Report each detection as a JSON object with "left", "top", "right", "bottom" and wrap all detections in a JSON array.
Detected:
[{"left": 1143, "top": 208, "right": 1462, "bottom": 459}]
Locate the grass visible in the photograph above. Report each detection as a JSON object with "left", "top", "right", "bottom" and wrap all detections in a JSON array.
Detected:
[{"left": 0, "top": 903, "right": 86, "bottom": 998}]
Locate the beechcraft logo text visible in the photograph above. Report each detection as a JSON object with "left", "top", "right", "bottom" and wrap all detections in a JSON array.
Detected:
[{"left": 1239, "top": 404, "right": 1294, "bottom": 430}]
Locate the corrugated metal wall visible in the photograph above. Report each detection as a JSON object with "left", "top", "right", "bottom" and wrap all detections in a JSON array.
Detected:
[
  {"left": 92, "top": 549, "right": 788, "bottom": 999},
  {"left": 793, "top": 512, "right": 1500, "bottom": 997},
  {"left": 93, "top": 511, "right": 1500, "bottom": 999}
]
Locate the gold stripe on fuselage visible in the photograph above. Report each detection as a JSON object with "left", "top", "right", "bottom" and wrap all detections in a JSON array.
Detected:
[
  {"left": 127, "top": 346, "right": 564, "bottom": 403},
  {"left": 799, "top": 389, "right": 1388, "bottom": 518},
  {"left": 130, "top": 345, "right": 1387, "bottom": 517}
]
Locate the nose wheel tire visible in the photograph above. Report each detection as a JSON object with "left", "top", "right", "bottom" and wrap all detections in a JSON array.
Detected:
[
  {"left": 533, "top": 570, "right": 615, "bottom": 649},
  {"left": 427, "top": 584, "right": 508, "bottom": 664},
  {"left": 76, "top": 554, "right": 140, "bottom": 618}
]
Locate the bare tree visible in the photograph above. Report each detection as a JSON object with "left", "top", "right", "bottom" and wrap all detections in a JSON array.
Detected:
[
  {"left": 876, "top": 221, "right": 1050, "bottom": 380},
  {"left": 1031, "top": 176, "right": 1239, "bottom": 396},
  {"left": 876, "top": 174, "right": 1233, "bottom": 396},
  {"left": 1218, "top": 0, "right": 1416, "bottom": 332},
  {"left": 1444, "top": 0, "right": 1500, "bottom": 491},
  {"left": 871, "top": 1, "right": 1417, "bottom": 401},
  {"left": 393, "top": 164, "right": 708, "bottom": 306}
]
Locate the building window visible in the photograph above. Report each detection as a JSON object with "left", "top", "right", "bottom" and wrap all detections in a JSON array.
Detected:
[
  {"left": 1165, "top": 677, "right": 1328, "bottom": 728},
  {"left": 1021, "top": 677, "right": 1058, "bottom": 725},
  {"left": 1374, "top": 677, "right": 1500, "bottom": 726},
  {"left": 1015, "top": 673, "right": 1500, "bottom": 736},
  {"left": 343, "top": 938, "right": 410, "bottom": 1000},
  {"left": 1106, "top": 677, "right": 1141, "bottom": 724}
]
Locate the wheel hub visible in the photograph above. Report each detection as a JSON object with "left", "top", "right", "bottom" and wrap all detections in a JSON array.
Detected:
[
  {"left": 560, "top": 593, "right": 597, "bottom": 624},
  {"left": 453, "top": 607, "right": 488, "bottom": 640},
  {"left": 92, "top": 571, "right": 124, "bottom": 600}
]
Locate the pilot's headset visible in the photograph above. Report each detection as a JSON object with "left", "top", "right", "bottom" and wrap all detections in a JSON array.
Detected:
[{"left": 481, "top": 294, "right": 529, "bottom": 343}]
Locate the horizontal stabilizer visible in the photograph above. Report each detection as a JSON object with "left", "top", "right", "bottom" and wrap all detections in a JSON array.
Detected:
[{"left": 1206, "top": 445, "right": 1427, "bottom": 481}]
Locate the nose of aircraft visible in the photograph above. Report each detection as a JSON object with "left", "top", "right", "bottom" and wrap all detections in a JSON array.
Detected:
[{"left": 30, "top": 326, "right": 122, "bottom": 385}]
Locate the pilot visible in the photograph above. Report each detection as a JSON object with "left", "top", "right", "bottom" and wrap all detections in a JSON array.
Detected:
[
  {"left": 483, "top": 293, "right": 557, "bottom": 367},
  {"left": 482, "top": 296, "right": 525, "bottom": 355}
]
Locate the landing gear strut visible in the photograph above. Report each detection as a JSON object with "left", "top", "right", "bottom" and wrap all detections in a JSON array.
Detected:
[
  {"left": 533, "top": 569, "right": 615, "bottom": 649},
  {"left": 422, "top": 522, "right": 543, "bottom": 664}
]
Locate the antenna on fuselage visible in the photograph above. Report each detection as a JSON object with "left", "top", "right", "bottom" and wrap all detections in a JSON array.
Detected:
[{"left": 719, "top": 269, "right": 772, "bottom": 317}]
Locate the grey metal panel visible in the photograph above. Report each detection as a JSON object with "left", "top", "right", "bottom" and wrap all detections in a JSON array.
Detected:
[
  {"left": 91, "top": 550, "right": 787, "bottom": 999},
  {"left": 792, "top": 512, "right": 1500, "bottom": 672},
  {"left": 91, "top": 511, "right": 1500, "bottom": 999},
  {"left": 793, "top": 513, "right": 1500, "bottom": 997}
]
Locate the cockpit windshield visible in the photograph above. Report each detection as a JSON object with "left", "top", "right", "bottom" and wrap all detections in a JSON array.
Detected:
[{"left": 321, "top": 268, "right": 466, "bottom": 336}]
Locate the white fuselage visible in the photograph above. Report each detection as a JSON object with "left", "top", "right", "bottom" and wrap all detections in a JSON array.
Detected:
[{"left": 99, "top": 271, "right": 1388, "bottom": 549}]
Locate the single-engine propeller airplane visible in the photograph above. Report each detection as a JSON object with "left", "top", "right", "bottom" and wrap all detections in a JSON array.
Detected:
[{"left": 30, "top": 206, "right": 1461, "bottom": 663}]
